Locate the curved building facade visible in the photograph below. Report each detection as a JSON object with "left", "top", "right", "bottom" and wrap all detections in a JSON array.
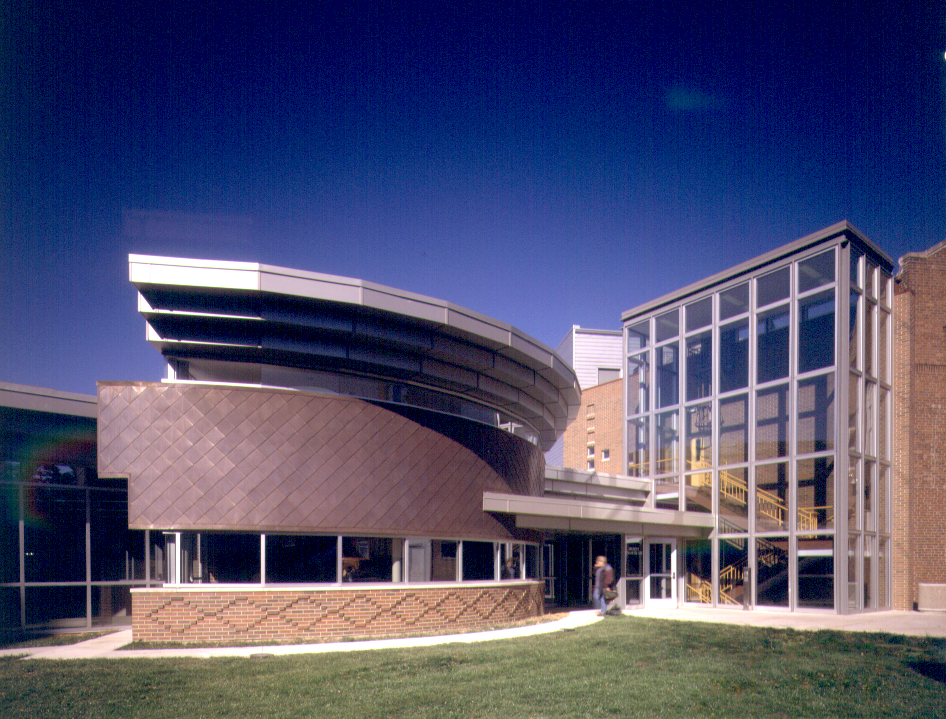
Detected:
[{"left": 98, "top": 256, "right": 580, "bottom": 642}]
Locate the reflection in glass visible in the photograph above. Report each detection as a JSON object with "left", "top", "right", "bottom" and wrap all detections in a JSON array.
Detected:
[
  {"left": 627, "top": 353, "right": 649, "bottom": 415},
  {"left": 684, "top": 539, "right": 712, "bottom": 603},
  {"left": 849, "top": 289, "right": 860, "bottom": 369},
  {"left": 798, "top": 289, "right": 834, "bottom": 373},
  {"left": 343, "top": 537, "right": 394, "bottom": 582},
  {"left": 848, "top": 373, "right": 859, "bottom": 451},
  {"left": 655, "top": 309, "right": 679, "bottom": 342},
  {"left": 863, "top": 537, "right": 872, "bottom": 608},
  {"left": 204, "top": 533, "right": 261, "bottom": 583},
  {"left": 798, "top": 250, "right": 835, "bottom": 293},
  {"left": 627, "top": 320, "right": 649, "bottom": 351},
  {"left": 797, "top": 535, "right": 834, "bottom": 608},
  {"left": 848, "top": 458, "right": 860, "bottom": 530},
  {"left": 850, "top": 244, "right": 862, "bottom": 286},
  {"left": 686, "top": 330, "right": 712, "bottom": 401},
  {"left": 719, "top": 320, "right": 749, "bottom": 392},
  {"left": 719, "top": 282, "right": 749, "bottom": 320},
  {"left": 797, "top": 457, "right": 834, "bottom": 531},
  {"left": 865, "top": 301, "right": 874, "bottom": 377},
  {"left": 879, "top": 388, "right": 888, "bottom": 461},
  {"left": 878, "top": 538, "right": 888, "bottom": 608},
  {"left": 756, "top": 536, "right": 789, "bottom": 607},
  {"left": 865, "top": 259, "right": 876, "bottom": 298},
  {"left": 718, "top": 394, "right": 749, "bottom": 465},
  {"left": 719, "top": 538, "right": 748, "bottom": 607},
  {"left": 848, "top": 534, "right": 858, "bottom": 609},
  {"left": 655, "top": 476, "right": 679, "bottom": 511},
  {"left": 797, "top": 373, "right": 835, "bottom": 454},
  {"left": 656, "top": 411, "right": 679, "bottom": 475},
  {"left": 686, "top": 402, "right": 712, "bottom": 470},
  {"left": 878, "top": 465, "right": 888, "bottom": 535},
  {"left": 878, "top": 310, "right": 888, "bottom": 383},
  {"left": 686, "top": 297, "right": 712, "bottom": 332},
  {"left": 718, "top": 467, "right": 749, "bottom": 533},
  {"left": 461, "top": 540, "right": 494, "bottom": 580},
  {"left": 626, "top": 541, "right": 642, "bottom": 605},
  {"left": 627, "top": 418, "right": 649, "bottom": 477},
  {"left": 685, "top": 472, "right": 712, "bottom": 513},
  {"left": 24, "top": 486, "right": 86, "bottom": 582},
  {"left": 756, "top": 463, "right": 789, "bottom": 532},
  {"left": 756, "top": 384, "right": 789, "bottom": 460},
  {"left": 656, "top": 344, "right": 679, "bottom": 408},
  {"left": 864, "top": 461, "right": 875, "bottom": 532},
  {"left": 757, "top": 266, "right": 790, "bottom": 307},
  {"left": 0, "top": 484, "right": 20, "bottom": 583},
  {"left": 757, "top": 305, "right": 790, "bottom": 383}
]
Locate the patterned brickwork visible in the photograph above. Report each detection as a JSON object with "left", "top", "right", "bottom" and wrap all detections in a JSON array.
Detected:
[
  {"left": 894, "top": 244, "right": 946, "bottom": 609},
  {"left": 98, "top": 382, "right": 542, "bottom": 539},
  {"left": 131, "top": 582, "right": 544, "bottom": 643},
  {"left": 562, "top": 378, "right": 623, "bottom": 472}
]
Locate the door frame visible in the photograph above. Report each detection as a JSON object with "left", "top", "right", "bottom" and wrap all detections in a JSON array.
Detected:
[{"left": 645, "top": 537, "right": 678, "bottom": 608}]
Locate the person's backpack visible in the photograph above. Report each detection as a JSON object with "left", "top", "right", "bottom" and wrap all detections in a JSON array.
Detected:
[{"left": 603, "top": 564, "right": 614, "bottom": 588}]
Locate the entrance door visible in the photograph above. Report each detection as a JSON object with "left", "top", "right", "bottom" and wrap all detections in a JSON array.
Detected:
[{"left": 646, "top": 539, "right": 677, "bottom": 607}]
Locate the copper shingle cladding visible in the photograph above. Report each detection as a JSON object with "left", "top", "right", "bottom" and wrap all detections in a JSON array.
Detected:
[
  {"left": 98, "top": 382, "right": 543, "bottom": 538},
  {"left": 128, "top": 255, "right": 580, "bottom": 451}
]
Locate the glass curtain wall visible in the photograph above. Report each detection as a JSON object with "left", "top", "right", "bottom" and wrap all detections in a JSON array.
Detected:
[{"left": 625, "top": 235, "right": 891, "bottom": 612}]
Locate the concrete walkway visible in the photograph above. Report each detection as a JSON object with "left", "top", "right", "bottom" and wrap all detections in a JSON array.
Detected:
[{"left": 5, "top": 608, "right": 945, "bottom": 660}]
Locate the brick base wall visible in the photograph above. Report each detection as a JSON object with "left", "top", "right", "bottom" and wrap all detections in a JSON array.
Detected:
[{"left": 132, "top": 582, "right": 544, "bottom": 644}]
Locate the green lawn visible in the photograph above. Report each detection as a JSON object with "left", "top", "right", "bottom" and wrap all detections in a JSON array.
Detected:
[{"left": 2, "top": 616, "right": 945, "bottom": 718}]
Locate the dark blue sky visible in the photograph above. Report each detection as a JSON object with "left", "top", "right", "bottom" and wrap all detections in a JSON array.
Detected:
[{"left": 3, "top": 1, "right": 945, "bottom": 395}]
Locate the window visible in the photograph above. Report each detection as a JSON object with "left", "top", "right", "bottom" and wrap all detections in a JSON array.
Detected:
[
  {"left": 587, "top": 444, "right": 595, "bottom": 457},
  {"left": 602, "top": 449, "right": 610, "bottom": 461},
  {"left": 587, "top": 460, "right": 595, "bottom": 471}
]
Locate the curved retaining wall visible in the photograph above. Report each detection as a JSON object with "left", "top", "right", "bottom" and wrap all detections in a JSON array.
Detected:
[{"left": 131, "top": 582, "right": 545, "bottom": 643}]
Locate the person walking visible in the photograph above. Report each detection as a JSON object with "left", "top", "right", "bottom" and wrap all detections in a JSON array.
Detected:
[{"left": 593, "top": 555, "right": 614, "bottom": 616}]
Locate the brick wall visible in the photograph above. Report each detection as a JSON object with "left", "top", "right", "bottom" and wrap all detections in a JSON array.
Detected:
[
  {"left": 894, "top": 242, "right": 946, "bottom": 609},
  {"left": 562, "top": 378, "right": 623, "bottom": 472},
  {"left": 132, "top": 582, "right": 544, "bottom": 644}
]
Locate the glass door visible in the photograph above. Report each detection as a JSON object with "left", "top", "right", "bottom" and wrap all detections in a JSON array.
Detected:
[{"left": 646, "top": 539, "right": 677, "bottom": 607}]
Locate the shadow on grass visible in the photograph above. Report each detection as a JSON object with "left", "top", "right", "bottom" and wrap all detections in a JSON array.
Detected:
[{"left": 907, "top": 660, "right": 946, "bottom": 684}]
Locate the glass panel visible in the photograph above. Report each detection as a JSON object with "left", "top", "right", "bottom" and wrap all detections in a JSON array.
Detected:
[
  {"left": 266, "top": 535, "right": 337, "bottom": 582},
  {"left": 848, "top": 373, "right": 859, "bottom": 451},
  {"left": 797, "top": 535, "right": 834, "bottom": 608},
  {"left": 655, "top": 344, "right": 679, "bottom": 408},
  {"left": 90, "top": 491, "right": 131, "bottom": 582},
  {"left": 26, "top": 585, "right": 87, "bottom": 627},
  {"left": 878, "top": 464, "right": 888, "bottom": 534},
  {"left": 864, "top": 461, "right": 875, "bottom": 532},
  {"left": 625, "top": 579, "right": 642, "bottom": 605},
  {"left": 756, "top": 537, "right": 789, "bottom": 607},
  {"left": 865, "top": 259, "right": 876, "bottom": 298},
  {"left": 627, "top": 320, "right": 649, "bottom": 351},
  {"left": 798, "top": 289, "right": 834, "bottom": 373},
  {"left": 849, "top": 289, "right": 860, "bottom": 370},
  {"left": 718, "top": 394, "right": 749, "bottom": 465},
  {"left": 757, "top": 266, "right": 790, "bottom": 307},
  {"left": 848, "top": 534, "right": 858, "bottom": 609},
  {"left": 848, "top": 457, "right": 860, "bottom": 531},
  {"left": 879, "top": 388, "right": 888, "bottom": 461},
  {"left": 798, "top": 250, "right": 835, "bottom": 293},
  {"left": 865, "top": 381, "right": 876, "bottom": 457},
  {"left": 797, "top": 373, "right": 835, "bottom": 454},
  {"left": 524, "top": 544, "right": 538, "bottom": 580},
  {"left": 656, "top": 411, "right": 679, "bottom": 475},
  {"left": 686, "top": 297, "right": 712, "bottom": 332},
  {"left": 626, "top": 541, "right": 642, "bottom": 577},
  {"left": 756, "top": 463, "right": 789, "bottom": 532},
  {"left": 627, "top": 353, "right": 649, "bottom": 415},
  {"left": 719, "top": 538, "right": 748, "bottom": 606},
  {"left": 863, "top": 536, "right": 874, "bottom": 609},
  {"left": 719, "top": 320, "right": 749, "bottom": 392},
  {"left": 878, "top": 310, "right": 888, "bottom": 383},
  {"left": 24, "top": 486, "right": 86, "bottom": 582},
  {"left": 685, "top": 402, "right": 712, "bottom": 470},
  {"left": 757, "top": 305, "right": 790, "bottom": 383},
  {"left": 655, "top": 309, "right": 679, "bottom": 343},
  {"left": 719, "top": 282, "right": 749, "bottom": 320},
  {"left": 718, "top": 467, "right": 749, "bottom": 533},
  {"left": 685, "top": 330, "right": 712, "bottom": 401},
  {"left": 655, "top": 476, "right": 679, "bottom": 511},
  {"left": 850, "top": 244, "right": 862, "bottom": 287},
  {"left": 880, "top": 269, "right": 890, "bottom": 306},
  {"left": 878, "top": 538, "right": 888, "bottom": 608},
  {"left": 627, "top": 418, "right": 649, "bottom": 477},
  {"left": 0, "top": 484, "right": 19, "bottom": 583},
  {"left": 756, "top": 384, "right": 789, "bottom": 460},
  {"left": 462, "top": 541, "right": 494, "bottom": 580},
  {"left": 92, "top": 585, "right": 132, "bottom": 627},
  {"left": 0, "top": 588, "right": 19, "bottom": 630},
  {"left": 865, "top": 301, "right": 874, "bottom": 377},
  {"left": 685, "top": 472, "right": 712, "bottom": 513},
  {"left": 684, "top": 540, "right": 712, "bottom": 603},
  {"left": 204, "top": 533, "right": 260, "bottom": 583},
  {"left": 797, "top": 457, "right": 834, "bottom": 531},
  {"left": 344, "top": 537, "right": 394, "bottom": 582}
]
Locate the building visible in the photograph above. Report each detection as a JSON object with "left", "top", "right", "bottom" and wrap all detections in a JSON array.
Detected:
[{"left": 5, "top": 220, "right": 946, "bottom": 639}]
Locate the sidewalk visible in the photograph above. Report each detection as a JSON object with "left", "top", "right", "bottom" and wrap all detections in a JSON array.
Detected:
[{"left": 5, "top": 608, "right": 945, "bottom": 660}]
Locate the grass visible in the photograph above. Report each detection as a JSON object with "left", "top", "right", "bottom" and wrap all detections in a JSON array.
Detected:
[
  {"left": 0, "top": 631, "right": 114, "bottom": 651},
  {"left": 2, "top": 616, "right": 945, "bottom": 718}
]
